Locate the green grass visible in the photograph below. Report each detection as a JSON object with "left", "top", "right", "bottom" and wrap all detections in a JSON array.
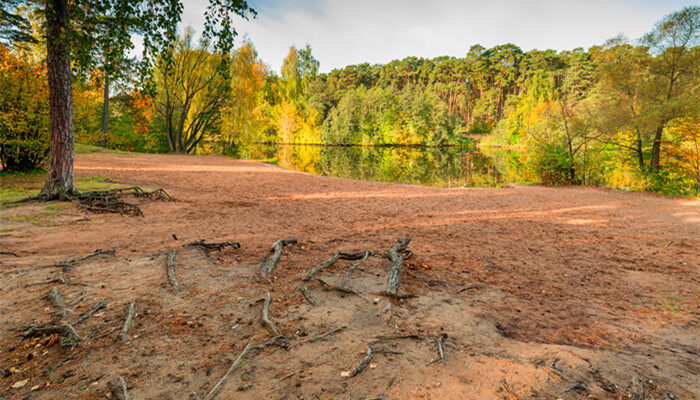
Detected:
[
  {"left": 0, "top": 172, "right": 129, "bottom": 205},
  {"left": 75, "top": 143, "right": 130, "bottom": 154}
]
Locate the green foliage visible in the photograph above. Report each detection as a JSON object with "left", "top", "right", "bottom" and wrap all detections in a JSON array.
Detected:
[{"left": 0, "top": 46, "right": 49, "bottom": 171}]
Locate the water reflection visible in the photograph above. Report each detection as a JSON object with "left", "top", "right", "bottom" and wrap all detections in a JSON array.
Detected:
[{"left": 235, "top": 143, "right": 519, "bottom": 188}]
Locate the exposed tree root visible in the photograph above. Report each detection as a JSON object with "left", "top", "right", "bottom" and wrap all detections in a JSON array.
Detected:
[
  {"left": 185, "top": 239, "right": 240, "bottom": 251},
  {"left": 343, "top": 334, "right": 430, "bottom": 378},
  {"left": 108, "top": 376, "right": 131, "bottom": 400},
  {"left": 0, "top": 251, "right": 19, "bottom": 257},
  {"left": 340, "top": 251, "right": 370, "bottom": 288},
  {"left": 166, "top": 249, "right": 180, "bottom": 293},
  {"left": 385, "top": 236, "right": 412, "bottom": 295},
  {"left": 5, "top": 186, "right": 173, "bottom": 217},
  {"left": 119, "top": 301, "right": 136, "bottom": 342},
  {"left": 382, "top": 236, "right": 413, "bottom": 322},
  {"left": 38, "top": 249, "right": 116, "bottom": 271},
  {"left": 47, "top": 287, "right": 65, "bottom": 308},
  {"left": 260, "top": 292, "right": 279, "bottom": 334},
  {"left": 251, "top": 335, "right": 290, "bottom": 351},
  {"left": 203, "top": 343, "right": 252, "bottom": 400},
  {"left": 299, "top": 285, "right": 316, "bottom": 305},
  {"left": 302, "top": 326, "right": 346, "bottom": 343},
  {"left": 316, "top": 277, "right": 371, "bottom": 302},
  {"left": 259, "top": 238, "right": 297, "bottom": 278},
  {"left": 73, "top": 301, "right": 107, "bottom": 326},
  {"left": 300, "top": 251, "right": 368, "bottom": 285},
  {"left": 426, "top": 335, "right": 446, "bottom": 366},
  {"left": 22, "top": 323, "right": 81, "bottom": 347}
]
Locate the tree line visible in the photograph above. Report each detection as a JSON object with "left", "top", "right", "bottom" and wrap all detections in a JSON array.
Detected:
[{"left": 0, "top": 4, "right": 698, "bottom": 196}]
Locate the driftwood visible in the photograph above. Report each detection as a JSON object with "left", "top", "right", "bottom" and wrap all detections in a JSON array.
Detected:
[
  {"left": 260, "top": 293, "right": 279, "bottom": 334},
  {"left": 259, "top": 238, "right": 297, "bottom": 278},
  {"left": 302, "top": 326, "right": 346, "bottom": 343},
  {"left": 166, "top": 249, "right": 180, "bottom": 293},
  {"left": 203, "top": 343, "right": 252, "bottom": 400},
  {"left": 119, "top": 301, "right": 136, "bottom": 342},
  {"left": 107, "top": 376, "right": 130, "bottom": 400},
  {"left": 344, "top": 334, "right": 429, "bottom": 378}
]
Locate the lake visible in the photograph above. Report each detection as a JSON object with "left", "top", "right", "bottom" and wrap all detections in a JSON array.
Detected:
[{"left": 235, "top": 143, "right": 523, "bottom": 188}]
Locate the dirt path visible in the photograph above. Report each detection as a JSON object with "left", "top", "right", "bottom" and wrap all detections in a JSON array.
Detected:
[{"left": 1, "top": 151, "right": 698, "bottom": 399}]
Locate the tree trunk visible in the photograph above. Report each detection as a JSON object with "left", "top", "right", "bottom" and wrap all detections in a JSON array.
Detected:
[
  {"left": 650, "top": 121, "right": 665, "bottom": 173},
  {"left": 40, "top": 0, "right": 76, "bottom": 199},
  {"left": 99, "top": 72, "right": 109, "bottom": 147}
]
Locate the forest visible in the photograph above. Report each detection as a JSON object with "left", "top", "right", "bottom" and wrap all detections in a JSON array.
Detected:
[{"left": 1, "top": 6, "right": 698, "bottom": 196}]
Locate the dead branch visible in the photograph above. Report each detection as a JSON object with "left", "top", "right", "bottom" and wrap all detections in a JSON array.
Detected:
[
  {"left": 260, "top": 292, "right": 279, "bottom": 334},
  {"left": 107, "top": 376, "right": 130, "bottom": 400},
  {"left": 73, "top": 301, "right": 106, "bottom": 326},
  {"left": 47, "top": 287, "right": 65, "bottom": 308},
  {"left": 340, "top": 251, "right": 370, "bottom": 288},
  {"left": 203, "top": 343, "right": 252, "bottom": 400},
  {"left": 385, "top": 236, "right": 411, "bottom": 295},
  {"left": 22, "top": 323, "right": 81, "bottom": 347},
  {"left": 166, "top": 249, "right": 180, "bottom": 293},
  {"left": 302, "top": 326, "right": 346, "bottom": 343},
  {"left": 259, "top": 238, "right": 297, "bottom": 278},
  {"left": 119, "top": 301, "right": 136, "bottom": 342},
  {"left": 316, "top": 278, "right": 371, "bottom": 302},
  {"left": 427, "top": 335, "right": 446, "bottom": 366}
]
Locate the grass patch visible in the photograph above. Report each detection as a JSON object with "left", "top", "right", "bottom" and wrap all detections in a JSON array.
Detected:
[
  {"left": 75, "top": 143, "right": 130, "bottom": 155},
  {"left": 1, "top": 172, "right": 130, "bottom": 205}
]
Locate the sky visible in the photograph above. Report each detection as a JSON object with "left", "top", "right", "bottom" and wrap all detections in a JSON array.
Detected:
[{"left": 180, "top": 0, "right": 697, "bottom": 73}]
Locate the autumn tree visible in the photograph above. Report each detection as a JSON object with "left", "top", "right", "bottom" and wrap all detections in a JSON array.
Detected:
[{"left": 1, "top": 0, "right": 255, "bottom": 199}]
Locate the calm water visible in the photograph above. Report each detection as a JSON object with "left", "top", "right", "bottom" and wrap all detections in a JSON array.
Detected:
[{"left": 236, "top": 143, "right": 521, "bottom": 188}]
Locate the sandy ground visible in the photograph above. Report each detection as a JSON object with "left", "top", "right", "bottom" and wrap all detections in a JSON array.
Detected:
[{"left": 0, "top": 150, "right": 698, "bottom": 399}]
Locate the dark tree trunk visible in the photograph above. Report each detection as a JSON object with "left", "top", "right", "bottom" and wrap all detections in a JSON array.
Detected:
[
  {"left": 650, "top": 122, "right": 665, "bottom": 173},
  {"left": 40, "top": 0, "right": 76, "bottom": 199},
  {"left": 100, "top": 72, "right": 109, "bottom": 147}
]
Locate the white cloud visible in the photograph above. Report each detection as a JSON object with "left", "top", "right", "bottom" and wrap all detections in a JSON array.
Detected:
[{"left": 179, "top": 0, "right": 695, "bottom": 73}]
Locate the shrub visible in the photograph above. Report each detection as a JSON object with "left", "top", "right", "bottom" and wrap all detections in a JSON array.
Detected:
[{"left": 0, "top": 46, "right": 50, "bottom": 171}]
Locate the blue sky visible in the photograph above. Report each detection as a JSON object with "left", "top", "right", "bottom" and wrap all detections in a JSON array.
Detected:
[{"left": 180, "top": 0, "right": 697, "bottom": 73}]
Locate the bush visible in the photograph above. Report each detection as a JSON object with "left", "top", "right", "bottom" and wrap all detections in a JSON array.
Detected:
[
  {"left": 0, "top": 46, "right": 50, "bottom": 171},
  {"left": 532, "top": 142, "right": 575, "bottom": 186}
]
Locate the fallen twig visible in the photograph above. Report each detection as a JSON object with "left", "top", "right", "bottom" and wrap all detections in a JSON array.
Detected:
[
  {"left": 259, "top": 238, "right": 297, "bottom": 278},
  {"left": 260, "top": 292, "right": 279, "bottom": 334},
  {"left": 119, "top": 301, "right": 136, "bottom": 342},
  {"left": 203, "top": 343, "right": 252, "bottom": 400},
  {"left": 166, "top": 249, "right": 180, "bottom": 293},
  {"left": 107, "top": 376, "right": 130, "bottom": 400}
]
